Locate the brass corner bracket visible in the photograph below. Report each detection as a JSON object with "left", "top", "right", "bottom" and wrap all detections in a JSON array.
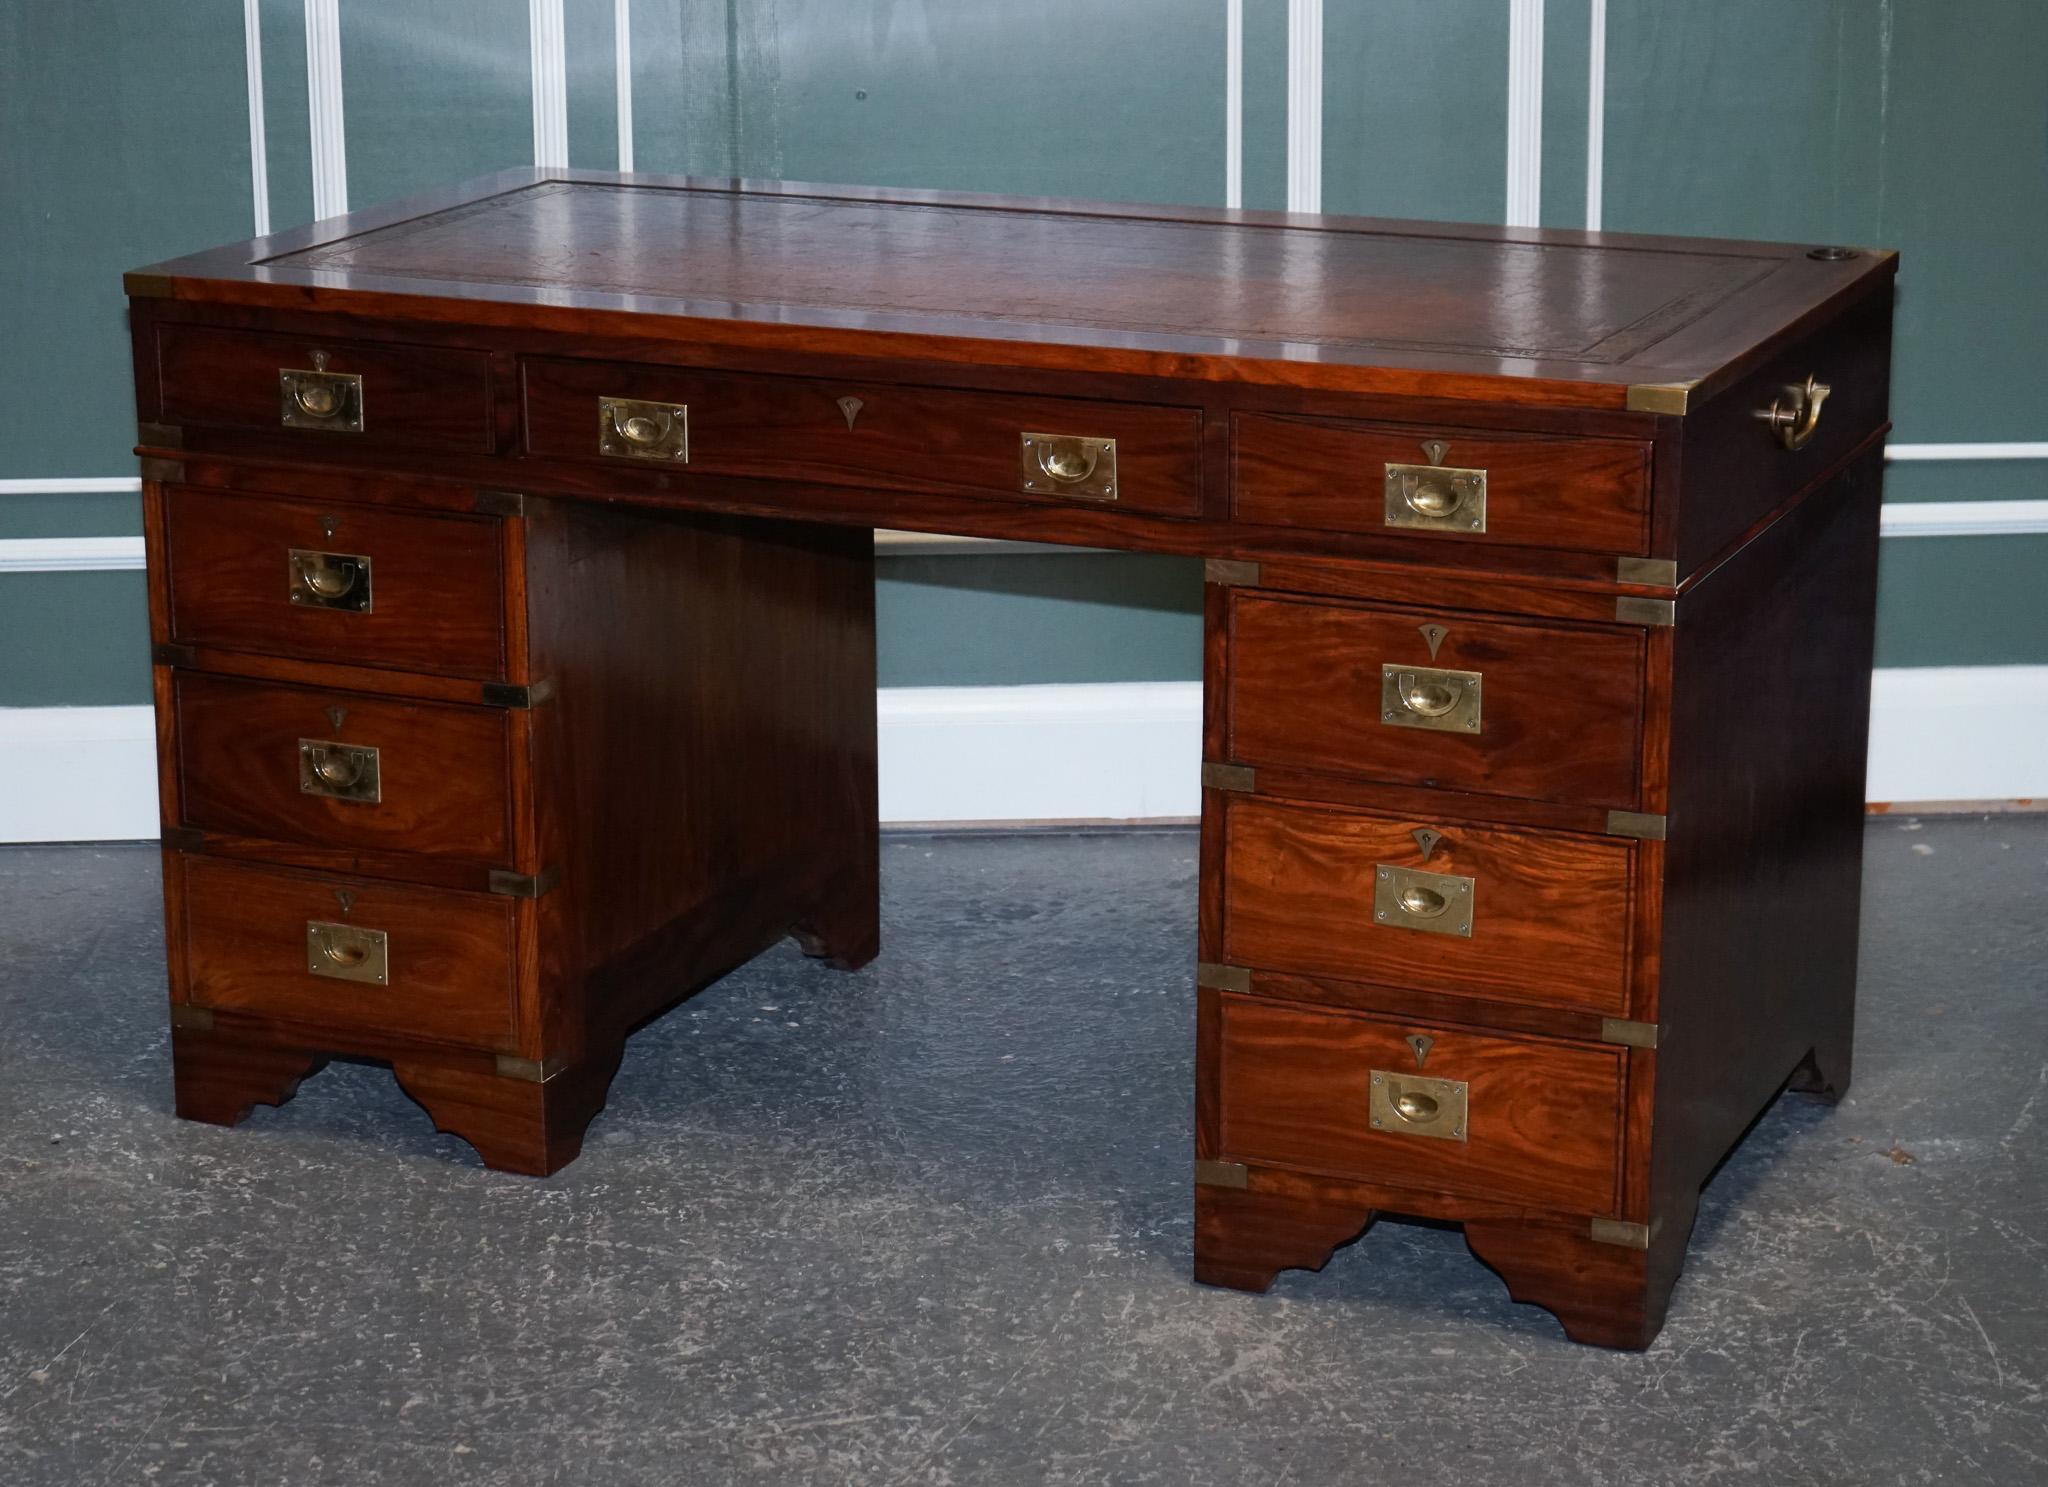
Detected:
[
  {"left": 1589, "top": 1216, "right": 1664, "bottom": 1250},
  {"left": 1203, "top": 558, "right": 1261, "bottom": 588},
  {"left": 1202, "top": 762, "right": 1255, "bottom": 793},
  {"left": 1599, "top": 1018, "right": 1662, "bottom": 1050},
  {"left": 488, "top": 866, "right": 560, "bottom": 900},
  {"left": 1194, "top": 1160, "right": 1250, "bottom": 1190},
  {"left": 1195, "top": 963, "right": 1251, "bottom": 993},
  {"left": 1604, "top": 810, "right": 1667, "bottom": 841},
  {"left": 1626, "top": 383, "right": 1693, "bottom": 416}
]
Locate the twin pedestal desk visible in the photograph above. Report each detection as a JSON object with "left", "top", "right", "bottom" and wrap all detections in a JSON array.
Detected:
[{"left": 127, "top": 171, "right": 1895, "bottom": 1348}]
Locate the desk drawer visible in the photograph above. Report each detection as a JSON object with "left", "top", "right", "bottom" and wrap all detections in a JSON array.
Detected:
[
  {"left": 1226, "top": 592, "right": 1644, "bottom": 808},
  {"left": 523, "top": 358, "right": 1204, "bottom": 518},
  {"left": 1233, "top": 414, "right": 1650, "bottom": 556},
  {"left": 174, "top": 673, "right": 516, "bottom": 866},
  {"left": 177, "top": 856, "right": 518, "bottom": 1050},
  {"left": 156, "top": 325, "right": 494, "bottom": 452},
  {"left": 1220, "top": 795, "right": 1633, "bottom": 1014},
  {"left": 1216, "top": 996, "right": 1624, "bottom": 1212},
  {"left": 164, "top": 486, "right": 508, "bottom": 680}
]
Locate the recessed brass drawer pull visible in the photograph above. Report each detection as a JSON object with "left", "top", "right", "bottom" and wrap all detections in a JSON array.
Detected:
[
  {"left": 1374, "top": 864, "right": 1475, "bottom": 938},
  {"left": 298, "top": 739, "right": 381, "bottom": 803},
  {"left": 598, "top": 396, "right": 689, "bottom": 460},
  {"left": 1370, "top": 1070, "right": 1469, "bottom": 1142},
  {"left": 1020, "top": 432, "right": 1118, "bottom": 501},
  {"left": 1384, "top": 446, "right": 1487, "bottom": 533},
  {"left": 305, "top": 921, "right": 389, "bottom": 985},
  {"left": 279, "top": 356, "right": 364, "bottom": 433},
  {"left": 287, "top": 549, "right": 372, "bottom": 612},
  {"left": 1380, "top": 663, "right": 1483, "bottom": 733},
  {"left": 1756, "top": 373, "right": 1831, "bottom": 451}
]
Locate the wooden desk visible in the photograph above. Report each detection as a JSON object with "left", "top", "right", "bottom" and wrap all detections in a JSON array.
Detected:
[{"left": 127, "top": 170, "right": 1895, "bottom": 1348}]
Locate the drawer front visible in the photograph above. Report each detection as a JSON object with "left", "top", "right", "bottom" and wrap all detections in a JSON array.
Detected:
[
  {"left": 523, "top": 358, "right": 1204, "bottom": 518},
  {"left": 1232, "top": 413, "right": 1650, "bottom": 555},
  {"left": 164, "top": 486, "right": 507, "bottom": 679},
  {"left": 156, "top": 325, "right": 494, "bottom": 452},
  {"left": 1226, "top": 593, "right": 1644, "bottom": 808},
  {"left": 1216, "top": 996, "right": 1624, "bottom": 1212},
  {"left": 178, "top": 856, "right": 518, "bottom": 1049},
  {"left": 175, "top": 673, "right": 515, "bottom": 865},
  {"left": 1221, "top": 795, "right": 1633, "bottom": 1014}
]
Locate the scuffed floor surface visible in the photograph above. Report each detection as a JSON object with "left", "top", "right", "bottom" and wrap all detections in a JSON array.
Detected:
[{"left": 2, "top": 817, "right": 2044, "bottom": 1485}]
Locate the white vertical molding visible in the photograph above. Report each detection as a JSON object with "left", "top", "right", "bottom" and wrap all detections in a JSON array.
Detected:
[
  {"left": 1585, "top": 0, "right": 1607, "bottom": 230},
  {"left": 530, "top": 0, "right": 569, "bottom": 169},
  {"left": 1224, "top": 0, "right": 1243, "bottom": 209},
  {"left": 241, "top": 0, "right": 271, "bottom": 236},
  {"left": 304, "top": 0, "right": 348, "bottom": 219},
  {"left": 1285, "top": 0, "right": 1322, "bottom": 213},
  {"left": 614, "top": 0, "right": 635, "bottom": 172},
  {"left": 1505, "top": 0, "right": 1544, "bottom": 227}
]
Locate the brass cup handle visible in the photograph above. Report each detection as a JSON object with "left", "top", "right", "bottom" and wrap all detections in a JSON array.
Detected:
[
  {"left": 1391, "top": 1091, "right": 1443, "bottom": 1126},
  {"left": 309, "top": 749, "right": 364, "bottom": 790},
  {"left": 609, "top": 405, "right": 675, "bottom": 448},
  {"left": 1396, "top": 884, "right": 1450, "bottom": 919},
  {"left": 1032, "top": 438, "right": 1101, "bottom": 486},
  {"left": 1396, "top": 672, "right": 1463, "bottom": 718},
  {"left": 1757, "top": 374, "right": 1831, "bottom": 450},
  {"left": 311, "top": 926, "right": 369, "bottom": 969},
  {"left": 291, "top": 379, "right": 342, "bottom": 419},
  {"left": 1398, "top": 472, "right": 1467, "bottom": 519},
  {"left": 293, "top": 552, "right": 361, "bottom": 601}
]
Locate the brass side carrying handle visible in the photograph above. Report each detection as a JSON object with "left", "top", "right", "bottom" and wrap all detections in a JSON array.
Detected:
[
  {"left": 1019, "top": 433, "right": 1118, "bottom": 500},
  {"left": 598, "top": 396, "right": 690, "bottom": 461},
  {"left": 1756, "top": 374, "right": 1831, "bottom": 450},
  {"left": 287, "top": 549, "right": 372, "bottom": 612},
  {"left": 298, "top": 740, "right": 382, "bottom": 803},
  {"left": 305, "top": 921, "right": 390, "bottom": 985}
]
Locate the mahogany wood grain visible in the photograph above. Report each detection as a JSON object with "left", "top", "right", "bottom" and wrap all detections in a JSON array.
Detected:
[
  {"left": 178, "top": 855, "right": 519, "bottom": 1051},
  {"left": 156, "top": 323, "right": 494, "bottom": 452},
  {"left": 1233, "top": 414, "right": 1650, "bottom": 557},
  {"left": 523, "top": 357, "right": 1205, "bottom": 520},
  {"left": 169, "top": 1020, "right": 329, "bottom": 1128},
  {"left": 1221, "top": 794, "right": 1635, "bottom": 1014},
  {"left": 174, "top": 673, "right": 515, "bottom": 867},
  {"left": 1225, "top": 592, "right": 1644, "bottom": 808},
  {"left": 391, "top": 1042, "right": 624, "bottom": 1177},
  {"left": 1216, "top": 995, "right": 1624, "bottom": 1212},
  {"left": 165, "top": 485, "right": 507, "bottom": 679}
]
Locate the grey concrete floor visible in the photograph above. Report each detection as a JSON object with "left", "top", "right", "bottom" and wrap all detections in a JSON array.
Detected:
[{"left": 1, "top": 817, "right": 2044, "bottom": 1486}]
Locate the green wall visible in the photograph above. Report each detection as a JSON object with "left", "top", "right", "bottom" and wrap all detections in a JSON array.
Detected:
[{"left": 2, "top": 0, "right": 2043, "bottom": 711}]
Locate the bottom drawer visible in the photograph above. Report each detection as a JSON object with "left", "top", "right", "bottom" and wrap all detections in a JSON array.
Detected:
[
  {"left": 1216, "top": 996, "right": 1624, "bottom": 1212},
  {"left": 176, "top": 856, "right": 520, "bottom": 1050}
]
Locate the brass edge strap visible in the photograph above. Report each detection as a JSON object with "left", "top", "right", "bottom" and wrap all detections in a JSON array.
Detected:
[
  {"left": 1195, "top": 962, "right": 1251, "bottom": 993},
  {"left": 495, "top": 1054, "right": 567, "bottom": 1084},
  {"left": 1604, "top": 810, "right": 1667, "bottom": 841},
  {"left": 472, "top": 489, "right": 527, "bottom": 516},
  {"left": 152, "top": 642, "right": 198, "bottom": 668},
  {"left": 1599, "top": 1018, "right": 1662, "bottom": 1050},
  {"left": 1202, "top": 762, "right": 1255, "bottom": 793},
  {"left": 1615, "top": 557, "right": 1677, "bottom": 587},
  {"left": 1589, "top": 1216, "right": 1663, "bottom": 1249},
  {"left": 139, "top": 457, "right": 186, "bottom": 483},
  {"left": 481, "top": 679, "right": 555, "bottom": 708},
  {"left": 1614, "top": 597, "right": 1675, "bottom": 626},
  {"left": 488, "top": 866, "right": 560, "bottom": 899},
  {"left": 137, "top": 421, "right": 184, "bottom": 449},
  {"left": 125, "top": 272, "right": 175, "bottom": 299},
  {"left": 168, "top": 1005, "right": 216, "bottom": 1031},
  {"left": 1193, "top": 1160, "right": 1250, "bottom": 1190},
  {"left": 1203, "top": 558, "right": 1261, "bottom": 587},
  {"left": 1624, "top": 383, "right": 1693, "bottom": 415}
]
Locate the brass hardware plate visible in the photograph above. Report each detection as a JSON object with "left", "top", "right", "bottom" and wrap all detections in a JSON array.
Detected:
[
  {"left": 1202, "top": 762, "right": 1256, "bottom": 793},
  {"left": 152, "top": 642, "right": 198, "bottom": 668},
  {"left": 496, "top": 1054, "right": 567, "bottom": 1084},
  {"left": 1384, "top": 460, "right": 1487, "bottom": 533},
  {"left": 480, "top": 679, "right": 555, "bottom": 709},
  {"left": 168, "top": 1004, "right": 216, "bottom": 1031},
  {"left": 298, "top": 739, "right": 382, "bottom": 803},
  {"left": 279, "top": 368, "right": 365, "bottom": 432},
  {"left": 1605, "top": 809, "right": 1667, "bottom": 841},
  {"left": 125, "top": 271, "right": 175, "bottom": 299},
  {"left": 1020, "top": 433, "right": 1118, "bottom": 501},
  {"left": 472, "top": 489, "right": 527, "bottom": 516},
  {"left": 1196, "top": 962, "right": 1251, "bottom": 993},
  {"left": 161, "top": 826, "right": 205, "bottom": 853},
  {"left": 1601, "top": 1018, "right": 1662, "bottom": 1049},
  {"left": 140, "top": 457, "right": 185, "bottom": 483},
  {"left": 1626, "top": 383, "right": 1693, "bottom": 415},
  {"left": 1204, "top": 558, "right": 1261, "bottom": 587},
  {"left": 599, "top": 396, "right": 689, "bottom": 461},
  {"left": 1615, "top": 597, "right": 1674, "bottom": 626},
  {"left": 1193, "top": 1159, "right": 1250, "bottom": 1189},
  {"left": 137, "top": 421, "right": 184, "bottom": 448},
  {"left": 1369, "top": 1070, "right": 1469, "bottom": 1142},
  {"left": 1616, "top": 557, "right": 1677, "bottom": 586},
  {"left": 1380, "top": 663, "right": 1483, "bottom": 734},
  {"left": 1374, "top": 864, "right": 1475, "bottom": 938},
  {"left": 288, "top": 549, "right": 372, "bottom": 613},
  {"left": 1589, "top": 1217, "right": 1661, "bottom": 1249},
  {"left": 305, "top": 921, "right": 389, "bottom": 985},
  {"left": 488, "top": 866, "right": 561, "bottom": 899}
]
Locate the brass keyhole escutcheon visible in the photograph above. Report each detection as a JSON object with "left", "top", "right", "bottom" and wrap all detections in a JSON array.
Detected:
[
  {"left": 1394, "top": 1091, "right": 1440, "bottom": 1124},
  {"left": 1035, "top": 439, "right": 1100, "bottom": 484},
  {"left": 1399, "top": 885, "right": 1448, "bottom": 918},
  {"left": 1402, "top": 678, "right": 1461, "bottom": 717},
  {"left": 1402, "top": 476, "right": 1464, "bottom": 519}
]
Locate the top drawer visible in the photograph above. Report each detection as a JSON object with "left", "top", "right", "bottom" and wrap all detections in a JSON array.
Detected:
[
  {"left": 523, "top": 359, "right": 1204, "bottom": 519},
  {"left": 156, "top": 325, "right": 494, "bottom": 453},
  {"left": 1232, "top": 414, "right": 1650, "bottom": 556}
]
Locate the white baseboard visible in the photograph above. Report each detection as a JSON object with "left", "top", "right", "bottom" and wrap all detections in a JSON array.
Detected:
[{"left": 2, "top": 670, "right": 2043, "bottom": 843}]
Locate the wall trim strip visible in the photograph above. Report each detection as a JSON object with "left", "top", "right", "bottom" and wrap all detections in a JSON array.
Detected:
[
  {"left": 0, "top": 478, "right": 143, "bottom": 496},
  {"left": 1880, "top": 499, "right": 2048, "bottom": 539},
  {"left": 242, "top": 0, "right": 271, "bottom": 237},
  {"left": 1225, "top": 0, "right": 1243, "bottom": 210},
  {"left": 0, "top": 538, "right": 149, "bottom": 574},
  {"left": 1586, "top": 0, "right": 1607, "bottom": 231},
  {"left": 1887, "top": 442, "right": 2048, "bottom": 461},
  {"left": 530, "top": 0, "right": 569, "bottom": 169},
  {"left": 614, "top": 0, "right": 635, "bottom": 173},
  {"left": 1285, "top": 0, "right": 1322, "bottom": 213},
  {"left": 1505, "top": 0, "right": 1545, "bottom": 227},
  {"left": 305, "top": 0, "right": 348, "bottom": 219}
]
